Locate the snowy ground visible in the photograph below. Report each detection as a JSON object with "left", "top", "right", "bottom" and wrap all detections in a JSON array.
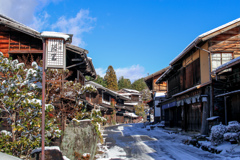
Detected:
[{"left": 96, "top": 123, "right": 240, "bottom": 160}]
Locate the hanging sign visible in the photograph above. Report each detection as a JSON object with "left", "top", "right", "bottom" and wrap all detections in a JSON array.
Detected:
[
  {"left": 46, "top": 38, "right": 65, "bottom": 69},
  {"left": 41, "top": 31, "right": 72, "bottom": 70}
]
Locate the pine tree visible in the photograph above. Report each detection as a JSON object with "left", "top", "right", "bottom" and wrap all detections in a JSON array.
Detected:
[
  {"left": 131, "top": 78, "right": 147, "bottom": 91},
  {"left": 104, "top": 65, "right": 118, "bottom": 91},
  {"left": 118, "top": 76, "right": 131, "bottom": 90}
]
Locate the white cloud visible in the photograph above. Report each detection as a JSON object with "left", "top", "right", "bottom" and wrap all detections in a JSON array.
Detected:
[
  {"left": 0, "top": 0, "right": 37, "bottom": 25},
  {"left": 29, "top": 11, "right": 50, "bottom": 31},
  {"left": 95, "top": 68, "right": 106, "bottom": 78},
  {"left": 0, "top": 0, "right": 52, "bottom": 31},
  {"left": 0, "top": 1, "right": 95, "bottom": 45},
  {"left": 96, "top": 65, "right": 146, "bottom": 82},
  {"left": 115, "top": 65, "right": 146, "bottom": 82},
  {"left": 51, "top": 9, "right": 96, "bottom": 47}
]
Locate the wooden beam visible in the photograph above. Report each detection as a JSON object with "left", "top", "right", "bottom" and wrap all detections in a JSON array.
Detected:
[
  {"left": 66, "top": 61, "right": 86, "bottom": 69},
  {"left": 8, "top": 50, "right": 43, "bottom": 54},
  {"left": 72, "top": 58, "right": 83, "bottom": 62}
]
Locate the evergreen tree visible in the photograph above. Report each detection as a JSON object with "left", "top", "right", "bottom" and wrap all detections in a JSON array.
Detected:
[
  {"left": 0, "top": 53, "right": 61, "bottom": 158},
  {"left": 104, "top": 65, "right": 118, "bottom": 91},
  {"left": 131, "top": 78, "right": 147, "bottom": 91},
  {"left": 118, "top": 76, "right": 131, "bottom": 90},
  {"left": 94, "top": 75, "right": 107, "bottom": 87}
]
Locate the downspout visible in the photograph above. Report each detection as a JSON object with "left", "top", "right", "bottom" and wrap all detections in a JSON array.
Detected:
[{"left": 194, "top": 43, "right": 213, "bottom": 117}]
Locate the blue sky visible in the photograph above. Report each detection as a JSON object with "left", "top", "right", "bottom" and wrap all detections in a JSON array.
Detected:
[{"left": 0, "top": 0, "right": 240, "bottom": 82}]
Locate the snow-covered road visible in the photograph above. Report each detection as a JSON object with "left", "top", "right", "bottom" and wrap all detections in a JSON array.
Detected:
[{"left": 99, "top": 123, "right": 240, "bottom": 160}]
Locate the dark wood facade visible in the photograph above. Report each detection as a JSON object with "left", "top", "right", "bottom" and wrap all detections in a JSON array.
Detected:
[{"left": 213, "top": 58, "right": 240, "bottom": 124}]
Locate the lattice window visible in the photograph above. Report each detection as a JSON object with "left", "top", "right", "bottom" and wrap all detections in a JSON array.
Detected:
[{"left": 212, "top": 53, "right": 232, "bottom": 71}]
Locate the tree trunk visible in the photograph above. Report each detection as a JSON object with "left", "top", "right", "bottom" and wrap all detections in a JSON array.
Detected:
[{"left": 11, "top": 112, "right": 16, "bottom": 142}]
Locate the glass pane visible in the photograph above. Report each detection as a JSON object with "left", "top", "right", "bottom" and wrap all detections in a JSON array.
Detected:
[
  {"left": 222, "top": 53, "right": 232, "bottom": 65},
  {"left": 212, "top": 53, "right": 221, "bottom": 70}
]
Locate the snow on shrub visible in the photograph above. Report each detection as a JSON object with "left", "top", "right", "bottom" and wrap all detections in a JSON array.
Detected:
[
  {"left": 210, "top": 123, "right": 227, "bottom": 146},
  {"left": 223, "top": 132, "right": 239, "bottom": 142},
  {"left": 226, "top": 121, "right": 240, "bottom": 132},
  {"left": 0, "top": 53, "right": 61, "bottom": 158}
]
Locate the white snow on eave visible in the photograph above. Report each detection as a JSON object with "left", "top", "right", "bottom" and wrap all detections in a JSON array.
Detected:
[
  {"left": 124, "top": 102, "right": 139, "bottom": 106},
  {"left": 41, "top": 31, "right": 71, "bottom": 41},
  {"left": 170, "top": 18, "right": 240, "bottom": 65},
  {"left": 207, "top": 116, "right": 219, "bottom": 121},
  {"left": 155, "top": 66, "right": 172, "bottom": 83},
  {"left": 123, "top": 112, "right": 138, "bottom": 118},
  {"left": 118, "top": 93, "right": 132, "bottom": 96},
  {"left": 85, "top": 81, "right": 130, "bottom": 100},
  {"left": 199, "top": 17, "right": 240, "bottom": 38},
  {"left": 0, "top": 14, "right": 39, "bottom": 33},
  {"left": 155, "top": 92, "right": 166, "bottom": 98},
  {"left": 122, "top": 88, "right": 139, "bottom": 93}
]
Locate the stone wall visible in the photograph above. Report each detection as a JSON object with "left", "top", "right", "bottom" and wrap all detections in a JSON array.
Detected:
[{"left": 60, "top": 119, "right": 99, "bottom": 160}]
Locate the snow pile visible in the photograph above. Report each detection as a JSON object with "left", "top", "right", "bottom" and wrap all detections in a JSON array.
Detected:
[
  {"left": 224, "top": 132, "right": 239, "bottom": 142},
  {"left": 210, "top": 121, "right": 240, "bottom": 146},
  {"left": 210, "top": 123, "right": 227, "bottom": 146},
  {"left": 226, "top": 121, "right": 240, "bottom": 132}
]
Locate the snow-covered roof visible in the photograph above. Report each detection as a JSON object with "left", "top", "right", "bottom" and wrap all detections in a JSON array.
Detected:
[
  {"left": 155, "top": 66, "right": 173, "bottom": 84},
  {"left": 155, "top": 92, "right": 166, "bottom": 98},
  {"left": 144, "top": 66, "right": 170, "bottom": 81},
  {"left": 122, "top": 88, "right": 139, "bottom": 93},
  {"left": 118, "top": 93, "right": 132, "bottom": 96},
  {"left": 124, "top": 102, "right": 139, "bottom": 106},
  {"left": 170, "top": 18, "right": 240, "bottom": 65},
  {"left": 213, "top": 56, "right": 240, "bottom": 74},
  {"left": 207, "top": 116, "right": 219, "bottom": 121},
  {"left": 123, "top": 112, "right": 138, "bottom": 118},
  {"left": 85, "top": 81, "right": 130, "bottom": 101},
  {"left": 41, "top": 31, "right": 72, "bottom": 42},
  {"left": 0, "top": 14, "right": 40, "bottom": 38}
]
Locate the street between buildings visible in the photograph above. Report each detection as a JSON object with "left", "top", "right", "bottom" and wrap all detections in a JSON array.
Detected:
[{"left": 100, "top": 123, "right": 240, "bottom": 160}]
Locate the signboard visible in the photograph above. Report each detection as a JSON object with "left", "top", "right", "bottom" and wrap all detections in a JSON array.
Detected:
[{"left": 46, "top": 38, "right": 65, "bottom": 69}]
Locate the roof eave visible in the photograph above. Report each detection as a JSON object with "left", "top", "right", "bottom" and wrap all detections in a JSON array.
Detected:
[
  {"left": 169, "top": 18, "right": 240, "bottom": 66},
  {"left": 169, "top": 37, "right": 202, "bottom": 66}
]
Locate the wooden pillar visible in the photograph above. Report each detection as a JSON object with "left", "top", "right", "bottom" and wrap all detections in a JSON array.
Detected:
[
  {"left": 201, "top": 101, "right": 209, "bottom": 135},
  {"left": 224, "top": 96, "right": 227, "bottom": 125}
]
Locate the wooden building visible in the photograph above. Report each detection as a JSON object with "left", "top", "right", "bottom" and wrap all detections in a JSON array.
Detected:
[
  {"left": 84, "top": 81, "right": 131, "bottom": 124},
  {"left": 118, "top": 88, "right": 142, "bottom": 106},
  {"left": 156, "top": 18, "right": 240, "bottom": 134},
  {"left": 212, "top": 56, "right": 240, "bottom": 124},
  {"left": 0, "top": 14, "right": 96, "bottom": 82},
  {"left": 144, "top": 67, "right": 169, "bottom": 122}
]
